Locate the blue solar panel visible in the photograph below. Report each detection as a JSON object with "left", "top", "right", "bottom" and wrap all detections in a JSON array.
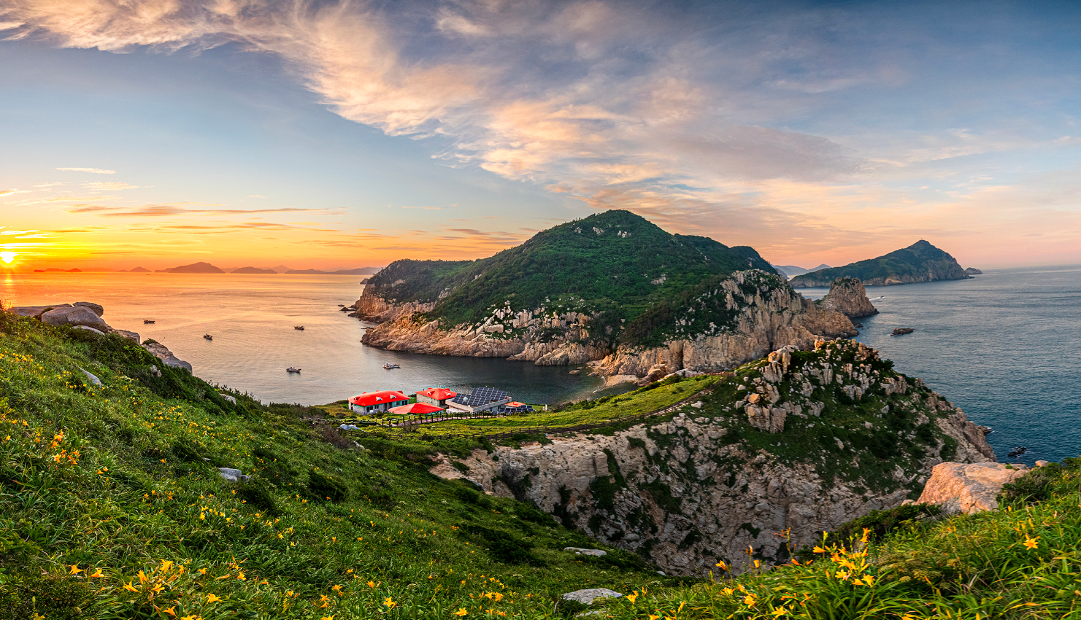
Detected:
[{"left": 451, "top": 387, "right": 509, "bottom": 407}]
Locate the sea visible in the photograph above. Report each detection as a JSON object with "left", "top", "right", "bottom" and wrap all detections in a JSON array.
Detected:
[{"left": 3, "top": 266, "right": 1079, "bottom": 465}]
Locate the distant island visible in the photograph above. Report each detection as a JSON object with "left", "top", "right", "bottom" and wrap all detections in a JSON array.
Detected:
[
  {"left": 231, "top": 266, "right": 277, "bottom": 274},
  {"left": 128, "top": 266, "right": 151, "bottom": 273},
  {"left": 157, "top": 262, "right": 225, "bottom": 274},
  {"left": 33, "top": 268, "right": 81, "bottom": 273},
  {"left": 285, "top": 267, "right": 381, "bottom": 275},
  {"left": 771, "top": 263, "right": 830, "bottom": 278},
  {"left": 789, "top": 240, "right": 971, "bottom": 288}
]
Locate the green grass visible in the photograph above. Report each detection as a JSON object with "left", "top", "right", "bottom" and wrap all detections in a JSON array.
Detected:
[{"left": 0, "top": 312, "right": 677, "bottom": 619}]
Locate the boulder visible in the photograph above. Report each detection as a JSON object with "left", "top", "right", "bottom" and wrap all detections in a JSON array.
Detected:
[
  {"left": 73, "top": 301, "right": 104, "bottom": 316},
  {"left": 218, "top": 467, "right": 250, "bottom": 483},
  {"left": 564, "top": 547, "right": 607, "bottom": 557},
  {"left": 41, "top": 306, "right": 110, "bottom": 331},
  {"left": 10, "top": 304, "right": 72, "bottom": 319},
  {"left": 917, "top": 462, "right": 1030, "bottom": 514},
  {"left": 114, "top": 330, "right": 141, "bottom": 344},
  {"left": 218, "top": 393, "right": 237, "bottom": 404},
  {"left": 79, "top": 367, "right": 102, "bottom": 386},
  {"left": 143, "top": 341, "right": 193, "bottom": 373},
  {"left": 561, "top": 589, "right": 621, "bottom": 605}
]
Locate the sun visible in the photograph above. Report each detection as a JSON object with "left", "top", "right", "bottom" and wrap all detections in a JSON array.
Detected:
[{"left": 0, "top": 251, "right": 17, "bottom": 264}]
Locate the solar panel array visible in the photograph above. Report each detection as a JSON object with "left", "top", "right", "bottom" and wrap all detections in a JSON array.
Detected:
[{"left": 451, "top": 387, "right": 509, "bottom": 407}]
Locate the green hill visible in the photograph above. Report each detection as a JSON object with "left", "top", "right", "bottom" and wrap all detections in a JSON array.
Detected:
[
  {"left": 789, "top": 240, "right": 968, "bottom": 288},
  {"left": 362, "top": 210, "right": 775, "bottom": 327},
  {"left": 0, "top": 312, "right": 664, "bottom": 619}
]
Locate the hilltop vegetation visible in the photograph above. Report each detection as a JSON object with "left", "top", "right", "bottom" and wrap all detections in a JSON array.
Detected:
[
  {"left": 789, "top": 240, "right": 968, "bottom": 288},
  {"left": 362, "top": 210, "right": 774, "bottom": 328},
  {"left": 0, "top": 312, "right": 669, "bottom": 619}
]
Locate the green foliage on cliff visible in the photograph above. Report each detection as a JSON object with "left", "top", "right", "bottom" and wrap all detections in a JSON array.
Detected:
[
  {"left": 363, "top": 210, "right": 775, "bottom": 329},
  {"left": 789, "top": 240, "right": 966, "bottom": 288},
  {"left": 0, "top": 313, "right": 669, "bottom": 619}
]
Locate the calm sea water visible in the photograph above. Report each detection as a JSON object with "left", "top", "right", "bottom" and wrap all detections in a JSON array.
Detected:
[
  {"left": 0, "top": 272, "right": 601, "bottom": 406},
  {"left": 801, "top": 265, "right": 1081, "bottom": 465}
]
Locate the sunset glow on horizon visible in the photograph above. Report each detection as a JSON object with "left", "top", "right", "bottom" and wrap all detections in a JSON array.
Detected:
[{"left": 2, "top": 1, "right": 1080, "bottom": 272}]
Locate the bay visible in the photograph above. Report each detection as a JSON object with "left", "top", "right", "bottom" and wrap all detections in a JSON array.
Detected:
[{"left": 0, "top": 272, "right": 601, "bottom": 406}]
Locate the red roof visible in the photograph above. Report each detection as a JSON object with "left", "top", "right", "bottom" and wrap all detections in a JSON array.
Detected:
[
  {"left": 417, "top": 387, "right": 457, "bottom": 401},
  {"left": 506, "top": 401, "right": 526, "bottom": 408},
  {"left": 349, "top": 390, "right": 409, "bottom": 407},
  {"left": 389, "top": 402, "right": 445, "bottom": 415}
]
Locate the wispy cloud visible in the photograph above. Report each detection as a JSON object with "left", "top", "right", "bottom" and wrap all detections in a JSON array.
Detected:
[
  {"left": 65, "top": 204, "right": 330, "bottom": 217},
  {"left": 57, "top": 167, "right": 116, "bottom": 174},
  {"left": 86, "top": 181, "right": 139, "bottom": 190}
]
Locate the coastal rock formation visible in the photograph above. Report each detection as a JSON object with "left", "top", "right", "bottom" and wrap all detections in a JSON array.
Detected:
[
  {"left": 817, "top": 277, "right": 879, "bottom": 319},
  {"left": 362, "top": 270, "right": 863, "bottom": 379},
  {"left": 41, "top": 306, "right": 110, "bottom": 331},
  {"left": 434, "top": 340, "right": 993, "bottom": 576},
  {"left": 790, "top": 240, "right": 969, "bottom": 288},
  {"left": 916, "top": 462, "right": 1028, "bottom": 514},
  {"left": 143, "top": 341, "right": 193, "bottom": 373},
  {"left": 590, "top": 271, "right": 858, "bottom": 378},
  {"left": 10, "top": 304, "right": 73, "bottom": 319},
  {"left": 355, "top": 296, "right": 436, "bottom": 323},
  {"left": 73, "top": 301, "right": 104, "bottom": 316},
  {"left": 965, "top": 267, "right": 983, "bottom": 276}
]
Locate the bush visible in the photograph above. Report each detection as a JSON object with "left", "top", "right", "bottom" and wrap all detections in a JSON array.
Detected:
[
  {"left": 236, "top": 480, "right": 279, "bottom": 515},
  {"left": 999, "top": 459, "right": 1073, "bottom": 506}
]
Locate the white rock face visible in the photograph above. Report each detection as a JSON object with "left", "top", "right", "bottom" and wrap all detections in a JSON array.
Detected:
[
  {"left": 561, "top": 588, "right": 621, "bottom": 605},
  {"left": 917, "top": 462, "right": 1030, "bottom": 514}
]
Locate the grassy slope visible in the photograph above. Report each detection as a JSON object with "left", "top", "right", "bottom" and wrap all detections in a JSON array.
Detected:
[
  {"left": 789, "top": 240, "right": 963, "bottom": 288},
  {"left": 0, "top": 314, "right": 674, "bottom": 620},
  {"left": 363, "top": 210, "right": 775, "bottom": 330}
]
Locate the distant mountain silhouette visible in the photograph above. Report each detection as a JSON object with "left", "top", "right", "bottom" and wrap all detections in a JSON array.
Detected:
[
  {"left": 771, "top": 264, "right": 831, "bottom": 278},
  {"left": 285, "top": 267, "right": 382, "bottom": 275},
  {"left": 129, "top": 266, "right": 151, "bottom": 273},
  {"left": 231, "top": 266, "right": 277, "bottom": 274},
  {"left": 158, "top": 262, "right": 225, "bottom": 274}
]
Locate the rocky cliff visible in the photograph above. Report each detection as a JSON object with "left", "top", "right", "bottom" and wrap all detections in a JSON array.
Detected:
[
  {"left": 361, "top": 270, "right": 861, "bottom": 377},
  {"left": 432, "top": 339, "right": 993, "bottom": 576},
  {"left": 817, "top": 277, "right": 879, "bottom": 319}
]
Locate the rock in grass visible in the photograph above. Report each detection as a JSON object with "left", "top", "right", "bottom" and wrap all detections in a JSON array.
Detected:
[
  {"left": 219, "top": 393, "right": 237, "bottom": 404},
  {"left": 561, "top": 589, "right": 621, "bottom": 605},
  {"left": 917, "top": 462, "right": 1030, "bottom": 514},
  {"left": 114, "top": 330, "right": 141, "bottom": 344},
  {"left": 10, "top": 304, "right": 72, "bottom": 319},
  {"left": 564, "top": 547, "right": 607, "bottom": 557},
  {"left": 79, "top": 367, "right": 102, "bottom": 386},
  {"left": 218, "top": 467, "right": 250, "bottom": 482},
  {"left": 42, "top": 306, "right": 110, "bottom": 331}
]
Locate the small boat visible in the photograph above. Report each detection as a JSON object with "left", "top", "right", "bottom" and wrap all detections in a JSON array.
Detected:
[
  {"left": 383, "top": 363, "right": 400, "bottom": 370},
  {"left": 203, "top": 334, "right": 213, "bottom": 341},
  {"left": 1008, "top": 446, "right": 1027, "bottom": 458},
  {"left": 286, "top": 367, "right": 301, "bottom": 373},
  {"left": 143, "top": 319, "right": 155, "bottom": 324},
  {"left": 294, "top": 325, "right": 305, "bottom": 330}
]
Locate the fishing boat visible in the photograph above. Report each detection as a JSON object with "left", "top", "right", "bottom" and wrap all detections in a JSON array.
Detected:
[
  {"left": 294, "top": 325, "right": 305, "bottom": 330},
  {"left": 286, "top": 367, "right": 301, "bottom": 373},
  {"left": 203, "top": 334, "right": 213, "bottom": 341},
  {"left": 143, "top": 319, "right": 155, "bottom": 324},
  {"left": 383, "top": 363, "right": 400, "bottom": 370}
]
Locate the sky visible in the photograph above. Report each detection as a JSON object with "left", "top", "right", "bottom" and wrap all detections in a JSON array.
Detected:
[{"left": 1, "top": 0, "right": 1079, "bottom": 271}]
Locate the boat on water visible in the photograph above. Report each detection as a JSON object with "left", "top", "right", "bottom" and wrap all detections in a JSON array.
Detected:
[
  {"left": 287, "top": 367, "right": 301, "bottom": 373},
  {"left": 203, "top": 334, "right": 213, "bottom": 341},
  {"left": 294, "top": 325, "right": 305, "bottom": 330},
  {"left": 143, "top": 319, "right": 155, "bottom": 324},
  {"left": 383, "top": 363, "right": 400, "bottom": 370}
]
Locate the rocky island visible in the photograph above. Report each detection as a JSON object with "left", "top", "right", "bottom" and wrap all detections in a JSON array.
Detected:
[
  {"left": 356, "top": 210, "right": 861, "bottom": 382},
  {"left": 789, "top": 240, "right": 972, "bottom": 288}
]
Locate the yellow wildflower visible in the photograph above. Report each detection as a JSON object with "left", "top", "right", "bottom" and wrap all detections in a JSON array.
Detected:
[
  {"left": 1024, "top": 536, "right": 1039, "bottom": 550},
  {"left": 69, "top": 565, "right": 82, "bottom": 575},
  {"left": 454, "top": 610, "right": 468, "bottom": 617},
  {"left": 206, "top": 594, "right": 222, "bottom": 603}
]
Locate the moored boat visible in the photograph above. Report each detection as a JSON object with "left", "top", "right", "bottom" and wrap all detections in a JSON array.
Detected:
[
  {"left": 204, "top": 334, "right": 213, "bottom": 341},
  {"left": 287, "top": 367, "right": 301, "bottom": 373},
  {"left": 383, "top": 363, "right": 400, "bottom": 370},
  {"left": 144, "top": 319, "right": 155, "bottom": 324}
]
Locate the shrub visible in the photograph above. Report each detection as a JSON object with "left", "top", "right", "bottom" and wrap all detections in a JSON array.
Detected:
[{"left": 306, "top": 468, "right": 348, "bottom": 502}]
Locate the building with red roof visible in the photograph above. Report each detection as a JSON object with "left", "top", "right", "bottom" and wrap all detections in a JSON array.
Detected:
[
  {"left": 416, "top": 387, "right": 458, "bottom": 408},
  {"left": 389, "top": 402, "right": 444, "bottom": 416},
  {"left": 349, "top": 390, "right": 409, "bottom": 414}
]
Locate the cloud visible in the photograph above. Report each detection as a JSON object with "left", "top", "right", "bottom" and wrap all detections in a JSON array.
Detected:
[
  {"left": 0, "top": 189, "right": 18, "bottom": 197},
  {"left": 56, "top": 167, "right": 116, "bottom": 174},
  {"left": 65, "top": 204, "right": 330, "bottom": 217},
  {"left": 86, "top": 181, "right": 139, "bottom": 190}
]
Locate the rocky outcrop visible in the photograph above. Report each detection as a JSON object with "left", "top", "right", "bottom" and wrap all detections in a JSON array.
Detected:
[
  {"left": 10, "top": 304, "right": 72, "bottom": 319},
  {"left": 916, "top": 462, "right": 1028, "bottom": 514},
  {"left": 143, "top": 341, "right": 193, "bottom": 373},
  {"left": 818, "top": 278, "right": 878, "bottom": 319},
  {"left": 591, "top": 271, "right": 858, "bottom": 378},
  {"left": 354, "top": 295, "right": 436, "bottom": 323},
  {"left": 965, "top": 268, "right": 982, "bottom": 276},
  {"left": 433, "top": 340, "right": 992, "bottom": 576},
  {"left": 41, "top": 306, "right": 110, "bottom": 331},
  {"left": 73, "top": 301, "right": 104, "bottom": 316}
]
